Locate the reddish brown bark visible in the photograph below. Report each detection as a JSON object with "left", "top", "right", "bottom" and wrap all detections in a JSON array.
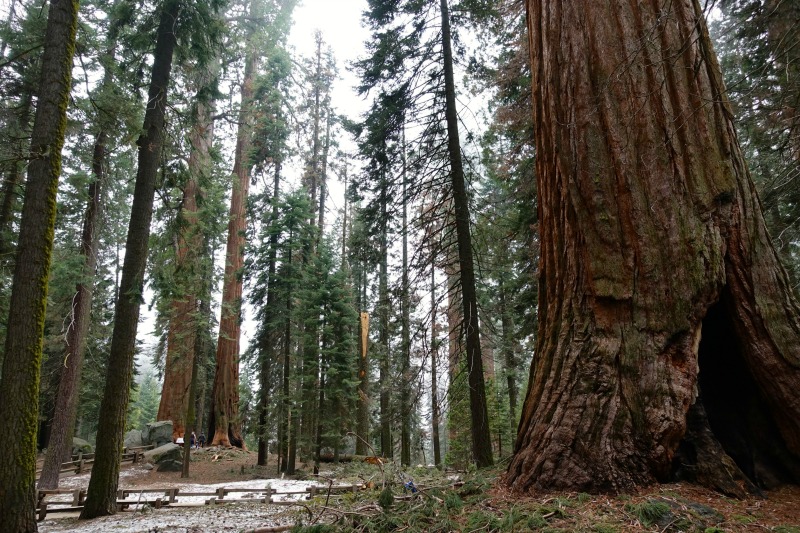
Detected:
[
  {"left": 507, "top": 0, "right": 800, "bottom": 494},
  {"left": 210, "top": 50, "right": 256, "bottom": 449},
  {"left": 158, "top": 86, "right": 214, "bottom": 440}
]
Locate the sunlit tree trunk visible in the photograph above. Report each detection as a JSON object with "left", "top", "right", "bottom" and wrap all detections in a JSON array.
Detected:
[
  {"left": 0, "top": 1, "right": 79, "bottom": 528},
  {"left": 508, "top": 0, "right": 800, "bottom": 495}
]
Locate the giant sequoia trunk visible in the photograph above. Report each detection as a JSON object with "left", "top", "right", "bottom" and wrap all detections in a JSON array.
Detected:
[
  {"left": 158, "top": 66, "right": 216, "bottom": 440},
  {"left": 81, "top": 0, "right": 178, "bottom": 517},
  {"left": 0, "top": 0, "right": 78, "bottom": 529},
  {"left": 508, "top": 0, "right": 800, "bottom": 494},
  {"left": 210, "top": 48, "right": 256, "bottom": 449}
]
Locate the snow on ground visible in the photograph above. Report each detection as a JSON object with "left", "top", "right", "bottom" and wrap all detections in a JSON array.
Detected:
[
  {"left": 39, "top": 477, "right": 327, "bottom": 532},
  {"left": 38, "top": 501, "right": 296, "bottom": 533}
]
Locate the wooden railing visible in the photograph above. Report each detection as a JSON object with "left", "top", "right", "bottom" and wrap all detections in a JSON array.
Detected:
[
  {"left": 36, "top": 444, "right": 157, "bottom": 477},
  {"left": 36, "top": 483, "right": 366, "bottom": 520}
]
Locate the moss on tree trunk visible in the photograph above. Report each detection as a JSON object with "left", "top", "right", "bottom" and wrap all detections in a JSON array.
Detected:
[{"left": 0, "top": 0, "right": 79, "bottom": 530}]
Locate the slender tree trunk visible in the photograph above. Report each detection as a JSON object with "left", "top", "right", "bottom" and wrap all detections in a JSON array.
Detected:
[
  {"left": 314, "top": 332, "right": 326, "bottom": 474},
  {"left": 400, "top": 129, "right": 411, "bottom": 466},
  {"left": 498, "top": 277, "right": 517, "bottom": 424},
  {"left": 195, "top": 256, "right": 214, "bottom": 448},
  {"left": 317, "top": 113, "right": 331, "bottom": 232},
  {"left": 0, "top": 1, "right": 78, "bottom": 528},
  {"left": 81, "top": 0, "right": 179, "bottom": 517},
  {"left": 379, "top": 174, "right": 391, "bottom": 458},
  {"left": 38, "top": 128, "right": 105, "bottom": 490},
  {"left": 258, "top": 162, "right": 282, "bottom": 466},
  {"left": 299, "top": 293, "right": 318, "bottom": 458},
  {"left": 431, "top": 266, "right": 442, "bottom": 468},
  {"left": 181, "top": 309, "right": 202, "bottom": 478},
  {"left": 341, "top": 162, "right": 348, "bottom": 267},
  {"left": 211, "top": 47, "right": 257, "bottom": 449},
  {"left": 280, "top": 227, "right": 295, "bottom": 474},
  {"left": 355, "top": 290, "right": 370, "bottom": 456},
  {"left": 508, "top": 0, "right": 800, "bottom": 495},
  {"left": 0, "top": 92, "right": 31, "bottom": 265},
  {"left": 307, "top": 35, "right": 322, "bottom": 227},
  {"left": 288, "top": 351, "right": 299, "bottom": 473},
  {"left": 445, "top": 262, "right": 460, "bottom": 455},
  {"left": 439, "top": 0, "right": 493, "bottom": 468}
]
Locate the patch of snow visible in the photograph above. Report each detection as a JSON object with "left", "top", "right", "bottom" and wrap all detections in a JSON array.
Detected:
[
  {"left": 38, "top": 501, "right": 296, "bottom": 533},
  {"left": 39, "top": 478, "right": 326, "bottom": 532}
]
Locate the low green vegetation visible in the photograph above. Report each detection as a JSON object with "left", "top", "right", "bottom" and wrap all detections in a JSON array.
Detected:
[{"left": 280, "top": 462, "right": 788, "bottom": 532}]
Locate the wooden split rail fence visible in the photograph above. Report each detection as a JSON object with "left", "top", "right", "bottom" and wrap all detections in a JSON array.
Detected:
[
  {"left": 36, "top": 483, "right": 366, "bottom": 520},
  {"left": 35, "top": 445, "right": 156, "bottom": 477}
]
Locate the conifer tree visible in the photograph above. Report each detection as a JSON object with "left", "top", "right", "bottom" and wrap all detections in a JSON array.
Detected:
[
  {"left": 210, "top": 29, "right": 255, "bottom": 450},
  {"left": 0, "top": 0, "right": 79, "bottom": 529},
  {"left": 714, "top": 1, "right": 800, "bottom": 285},
  {"left": 82, "top": 0, "right": 224, "bottom": 516},
  {"left": 157, "top": 58, "right": 219, "bottom": 441},
  {"left": 39, "top": 1, "right": 137, "bottom": 489},
  {"left": 355, "top": 0, "right": 494, "bottom": 467},
  {"left": 248, "top": 21, "right": 294, "bottom": 465}
]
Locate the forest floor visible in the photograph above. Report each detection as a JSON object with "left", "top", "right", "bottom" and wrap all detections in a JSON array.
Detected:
[{"left": 37, "top": 448, "right": 800, "bottom": 532}]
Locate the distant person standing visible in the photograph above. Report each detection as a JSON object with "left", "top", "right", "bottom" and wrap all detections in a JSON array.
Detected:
[
  {"left": 191, "top": 431, "right": 197, "bottom": 449},
  {"left": 198, "top": 432, "right": 206, "bottom": 448}
]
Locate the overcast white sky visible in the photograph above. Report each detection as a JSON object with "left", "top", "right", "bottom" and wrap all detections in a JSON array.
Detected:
[
  {"left": 289, "top": 0, "right": 371, "bottom": 119},
  {"left": 137, "top": 0, "right": 373, "bottom": 371}
]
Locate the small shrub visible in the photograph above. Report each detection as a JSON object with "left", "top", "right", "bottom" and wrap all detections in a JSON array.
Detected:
[
  {"left": 527, "top": 513, "right": 549, "bottom": 529},
  {"left": 625, "top": 500, "right": 672, "bottom": 527},
  {"left": 444, "top": 491, "right": 463, "bottom": 511},
  {"left": 554, "top": 496, "right": 574, "bottom": 508},
  {"left": 500, "top": 507, "right": 526, "bottom": 529},
  {"left": 466, "top": 509, "right": 500, "bottom": 530},
  {"left": 378, "top": 486, "right": 393, "bottom": 510}
]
